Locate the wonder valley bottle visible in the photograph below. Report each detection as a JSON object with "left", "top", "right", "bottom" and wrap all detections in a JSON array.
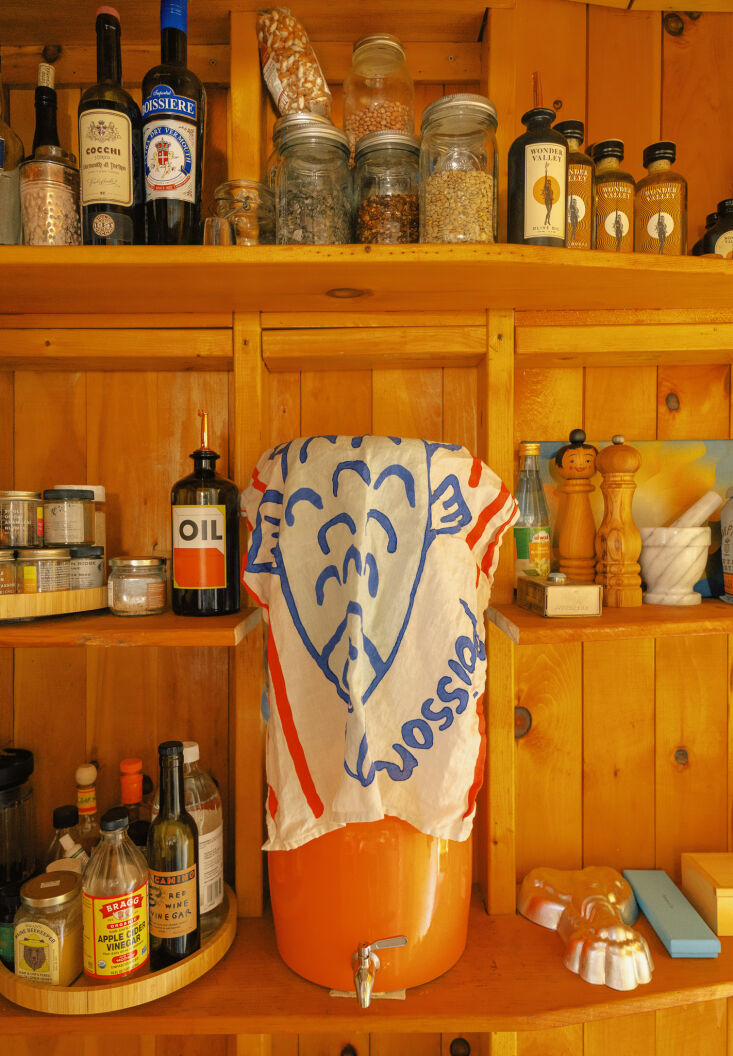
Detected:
[
  {"left": 634, "top": 141, "right": 687, "bottom": 255},
  {"left": 554, "top": 119, "right": 594, "bottom": 250},
  {"left": 508, "top": 107, "right": 567, "bottom": 247},
  {"left": 171, "top": 410, "right": 240, "bottom": 616},
  {"left": 702, "top": 199, "right": 733, "bottom": 259},
  {"left": 593, "top": 140, "right": 634, "bottom": 253},
  {"left": 691, "top": 211, "right": 718, "bottom": 256}
]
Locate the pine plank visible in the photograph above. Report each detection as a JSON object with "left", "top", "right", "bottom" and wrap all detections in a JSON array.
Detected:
[
  {"left": 263, "top": 327, "right": 486, "bottom": 372},
  {"left": 267, "top": 372, "right": 301, "bottom": 447},
  {"left": 0, "top": 372, "right": 13, "bottom": 488},
  {"left": 516, "top": 324, "right": 733, "bottom": 367},
  {"left": 1, "top": 330, "right": 232, "bottom": 371},
  {"left": 583, "top": 1013, "right": 656, "bottom": 1055},
  {"left": 584, "top": 366, "right": 657, "bottom": 440},
  {"left": 514, "top": 368, "right": 583, "bottom": 446},
  {"left": 0, "top": 609, "right": 259, "bottom": 648},
  {"left": 657, "top": 365, "right": 731, "bottom": 440},
  {"left": 484, "top": 623, "right": 517, "bottom": 913},
  {"left": 300, "top": 371, "right": 372, "bottom": 436},
  {"left": 656, "top": 1000, "right": 727, "bottom": 1056},
  {"left": 372, "top": 1036, "right": 440, "bottom": 1056},
  {"left": 298, "top": 1037, "right": 370, "bottom": 1056},
  {"left": 2, "top": 45, "right": 229, "bottom": 87},
  {"left": 228, "top": 13, "right": 264, "bottom": 182},
  {"left": 14, "top": 371, "right": 86, "bottom": 489},
  {"left": 443, "top": 367, "right": 478, "bottom": 453},
  {"left": 516, "top": 1025, "right": 582, "bottom": 1055},
  {"left": 372, "top": 368, "right": 442, "bottom": 439}
]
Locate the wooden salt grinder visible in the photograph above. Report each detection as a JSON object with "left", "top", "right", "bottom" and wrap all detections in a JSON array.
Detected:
[
  {"left": 556, "top": 429, "right": 597, "bottom": 583},
  {"left": 594, "top": 435, "right": 642, "bottom": 607}
]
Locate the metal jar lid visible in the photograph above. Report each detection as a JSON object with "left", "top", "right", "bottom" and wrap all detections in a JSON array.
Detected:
[
  {"left": 20, "top": 145, "right": 79, "bottom": 184},
  {"left": 0, "top": 491, "right": 41, "bottom": 500},
  {"left": 54, "top": 484, "right": 106, "bottom": 503},
  {"left": 354, "top": 130, "right": 420, "bottom": 163},
  {"left": 272, "top": 111, "right": 332, "bottom": 146},
  {"left": 21, "top": 871, "right": 81, "bottom": 909},
  {"left": 43, "top": 488, "right": 94, "bottom": 501},
  {"left": 421, "top": 93, "right": 498, "bottom": 133},
  {"left": 353, "top": 34, "right": 405, "bottom": 60},
  {"left": 0, "top": 551, "right": 15, "bottom": 562},
  {"left": 17, "top": 548, "right": 70, "bottom": 560},
  {"left": 0, "top": 747, "right": 34, "bottom": 790},
  {"left": 109, "top": 557, "right": 166, "bottom": 568},
  {"left": 279, "top": 123, "right": 350, "bottom": 156}
]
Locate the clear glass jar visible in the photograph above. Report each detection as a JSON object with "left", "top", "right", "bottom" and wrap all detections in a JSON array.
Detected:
[
  {"left": 0, "top": 551, "right": 16, "bottom": 595},
  {"left": 354, "top": 130, "right": 419, "bottom": 244},
  {"left": 420, "top": 93, "right": 499, "bottom": 244},
  {"left": 54, "top": 484, "right": 106, "bottom": 548},
  {"left": 0, "top": 748, "right": 35, "bottom": 886},
  {"left": 14, "top": 871, "right": 82, "bottom": 986},
  {"left": 265, "top": 111, "right": 333, "bottom": 190},
  {"left": 343, "top": 35, "right": 414, "bottom": 160},
  {"left": 16, "top": 548, "right": 71, "bottom": 593},
  {"left": 68, "top": 546, "right": 105, "bottom": 589},
  {"left": 42, "top": 488, "right": 95, "bottom": 546},
  {"left": 276, "top": 124, "right": 352, "bottom": 244},
  {"left": 0, "top": 491, "right": 43, "bottom": 548},
  {"left": 108, "top": 557, "right": 166, "bottom": 616},
  {"left": 213, "top": 179, "right": 275, "bottom": 245}
]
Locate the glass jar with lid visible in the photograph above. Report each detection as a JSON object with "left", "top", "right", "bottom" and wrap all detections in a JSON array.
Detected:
[
  {"left": 420, "top": 93, "right": 499, "bottom": 244},
  {"left": 343, "top": 35, "right": 414, "bottom": 160},
  {"left": 16, "top": 549, "right": 71, "bottom": 593},
  {"left": 14, "top": 870, "right": 82, "bottom": 985},
  {"left": 265, "top": 111, "right": 333, "bottom": 191},
  {"left": 108, "top": 557, "right": 167, "bottom": 616},
  {"left": 0, "top": 491, "right": 43, "bottom": 549},
  {"left": 43, "top": 488, "right": 95, "bottom": 546},
  {"left": 354, "top": 131, "right": 419, "bottom": 244},
  {"left": 0, "top": 551, "right": 16, "bottom": 595},
  {"left": 276, "top": 124, "right": 352, "bottom": 244},
  {"left": 213, "top": 179, "right": 275, "bottom": 245},
  {"left": 0, "top": 748, "right": 35, "bottom": 886}
]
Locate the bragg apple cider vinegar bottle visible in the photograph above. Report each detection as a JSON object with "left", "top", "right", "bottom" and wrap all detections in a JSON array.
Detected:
[{"left": 171, "top": 410, "right": 240, "bottom": 616}]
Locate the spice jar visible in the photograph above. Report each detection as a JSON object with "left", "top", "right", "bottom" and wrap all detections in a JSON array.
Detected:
[
  {"left": 54, "top": 484, "right": 106, "bottom": 548},
  {"left": 276, "top": 123, "right": 352, "bottom": 244},
  {"left": 19, "top": 145, "right": 82, "bottom": 246},
  {"left": 420, "top": 94, "right": 499, "bottom": 244},
  {"left": 354, "top": 131, "right": 419, "bottom": 244},
  {"left": 43, "top": 488, "right": 95, "bottom": 546},
  {"left": 0, "top": 552, "right": 16, "bottom": 595},
  {"left": 0, "top": 490, "right": 43, "bottom": 549},
  {"left": 69, "top": 546, "right": 105, "bottom": 589},
  {"left": 265, "top": 111, "right": 333, "bottom": 190},
  {"left": 0, "top": 749, "right": 35, "bottom": 886},
  {"left": 213, "top": 179, "right": 275, "bottom": 245},
  {"left": 14, "top": 871, "right": 82, "bottom": 986},
  {"left": 108, "top": 557, "right": 167, "bottom": 616},
  {"left": 16, "top": 549, "right": 71, "bottom": 593},
  {"left": 343, "top": 35, "right": 414, "bottom": 160}
]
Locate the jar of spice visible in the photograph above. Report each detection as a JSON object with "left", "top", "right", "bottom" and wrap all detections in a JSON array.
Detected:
[
  {"left": 343, "top": 35, "right": 414, "bottom": 160},
  {"left": 43, "top": 489, "right": 95, "bottom": 547},
  {"left": 265, "top": 111, "right": 333, "bottom": 190},
  {"left": 276, "top": 124, "right": 352, "bottom": 244},
  {"left": 213, "top": 179, "right": 275, "bottom": 245},
  {"left": 0, "top": 491, "right": 43, "bottom": 549},
  {"left": 16, "top": 549, "right": 71, "bottom": 593},
  {"left": 108, "top": 557, "right": 167, "bottom": 616},
  {"left": 54, "top": 484, "right": 106, "bottom": 548},
  {"left": 0, "top": 552, "right": 16, "bottom": 595},
  {"left": 354, "top": 131, "right": 419, "bottom": 244},
  {"left": 420, "top": 94, "right": 499, "bottom": 244},
  {"left": 14, "top": 871, "right": 82, "bottom": 986},
  {"left": 69, "top": 546, "right": 105, "bottom": 590}
]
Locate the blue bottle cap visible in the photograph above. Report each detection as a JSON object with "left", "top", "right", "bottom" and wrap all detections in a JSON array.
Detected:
[{"left": 161, "top": 0, "right": 187, "bottom": 33}]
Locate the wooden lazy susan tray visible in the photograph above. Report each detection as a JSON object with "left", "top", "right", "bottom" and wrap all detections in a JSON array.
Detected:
[
  {"left": 0, "top": 883, "right": 237, "bottom": 1014},
  {"left": 0, "top": 586, "right": 108, "bottom": 622}
]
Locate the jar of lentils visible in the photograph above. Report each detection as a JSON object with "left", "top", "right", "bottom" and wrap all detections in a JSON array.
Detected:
[
  {"left": 276, "top": 124, "right": 352, "bottom": 244},
  {"left": 354, "top": 131, "right": 419, "bottom": 244},
  {"left": 343, "top": 35, "right": 414, "bottom": 161},
  {"left": 420, "top": 94, "right": 499, "bottom": 244},
  {"left": 265, "top": 111, "right": 333, "bottom": 191}
]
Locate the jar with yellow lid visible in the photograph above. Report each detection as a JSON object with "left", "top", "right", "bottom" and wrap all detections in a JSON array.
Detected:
[{"left": 14, "top": 870, "right": 82, "bottom": 986}]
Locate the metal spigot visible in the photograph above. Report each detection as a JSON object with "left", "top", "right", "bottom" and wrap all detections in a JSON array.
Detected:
[{"left": 351, "top": 935, "right": 407, "bottom": 1009}]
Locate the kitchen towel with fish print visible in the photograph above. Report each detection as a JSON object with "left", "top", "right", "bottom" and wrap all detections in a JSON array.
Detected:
[{"left": 241, "top": 435, "right": 518, "bottom": 851}]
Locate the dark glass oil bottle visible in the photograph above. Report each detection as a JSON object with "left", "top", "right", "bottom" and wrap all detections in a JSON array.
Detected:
[
  {"left": 171, "top": 410, "right": 240, "bottom": 616},
  {"left": 142, "top": 0, "right": 206, "bottom": 244},
  {"left": 32, "top": 63, "right": 60, "bottom": 155},
  {"left": 507, "top": 107, "right": 567, "bottom": 246},
  {"left": 79, "top": 7, "right": 144, "bottom": 245},
  {"left": 147, "top": 741, "right": 200, "bottom": 970}
]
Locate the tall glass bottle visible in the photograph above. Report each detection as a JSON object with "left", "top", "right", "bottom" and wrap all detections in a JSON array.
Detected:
[
  {"left": 507, "top": 107, "right": 567, "bottom": 246},
  {"left": 75, "top": 762, "right": 101, "bottom": 855},
  {"left": 514, "top": 441, "right": 551, "bottom": 585},
  {"left": 32, "top": 64, "right": 60, "bottom": 155},
  {"left": 142, "top": 0, "right": 206, "bottom": 244},
  {"left": 554, "top": 119, "right": 594, "bottom": 249},
  {"left": 78, "top": 7, "right": 144, "bottom": 245},
  {"left": 635, "top": 141, "right": 687, "bottom": 255},
  {"left": 593, "top": 140, "right": 634, "bottom": 253},
  {"left": 171, "top": 410, "right": 240, "bottom": 616},
  {"left": 147, "top": 741, "right": 200, "bottom": 970},
  {"left": 0, "top": 56, "right": 24, "bottom": 245}
]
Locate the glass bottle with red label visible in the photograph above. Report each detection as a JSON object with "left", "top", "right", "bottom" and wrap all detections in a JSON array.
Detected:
[{"left": 171, "top": 410, "right": 240, "bottom": 616}]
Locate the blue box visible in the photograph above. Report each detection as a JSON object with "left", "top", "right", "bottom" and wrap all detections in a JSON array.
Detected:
[{"left": 624, "top": 869, "right": 721, "bottom": 958}]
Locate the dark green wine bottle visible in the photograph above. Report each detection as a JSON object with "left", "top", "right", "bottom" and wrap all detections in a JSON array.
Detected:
[{"left": 147, "top": 740, "right": 200, "bottom": 970}]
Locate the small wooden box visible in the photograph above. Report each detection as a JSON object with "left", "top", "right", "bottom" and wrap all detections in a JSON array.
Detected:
[
  {"left": 681, "top": 852, "right": 733, "bottom": 935},
  {"left": 516, "top": 575, "right": 602, "bottom": 618}
]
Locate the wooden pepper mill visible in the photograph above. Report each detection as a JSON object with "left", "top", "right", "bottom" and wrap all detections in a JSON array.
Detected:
[
  {"left": 555, "top": 429, "right": 598, "bottom": 583},
  {"left": 594, "top": 435, "right": 642, "bottom": 607}
]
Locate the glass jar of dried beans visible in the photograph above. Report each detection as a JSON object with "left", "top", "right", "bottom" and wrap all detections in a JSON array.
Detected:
[
  {"left": 354, "top": 131, "right": 419, "bottom": 244},
  {"left": 276, "top": 124, "right": 352, "bottom": 245},
  {"left": 343, "top": 35, "right": 414, "bottom": 162}
]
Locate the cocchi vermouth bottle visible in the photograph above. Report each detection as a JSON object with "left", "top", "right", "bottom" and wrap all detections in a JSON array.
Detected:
[{"left": 171, "top": 410, "right": 240, "bottom": 616}]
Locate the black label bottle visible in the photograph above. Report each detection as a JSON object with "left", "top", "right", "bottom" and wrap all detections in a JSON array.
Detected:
[
  {"left": 702, "top": 199, "right": 733, "bottom": 259},
  {"left": 635, "top": 141, "right": 687, "bottom": 255},
  {"left": 691, "top": 211, "right": 718, "bottom": 256},
  {"left": 0, "top": 55, "right": 24, "bottom": 245},
  {"left": 593, "top": 140, "right": 634, "bottom": 253},
  {"left": 32, "top": 63, "right": 60, "bottom": 156},
  {"left": 142, "top": 0, "right": 206, "bottom": 244},
  {"left": 554, "top": 119, "right": 594, "bottom": 249},
  {"left": 79, "top": 7, "right": 144, "bottom": 245},
  {"left": 147, "top": 741, "right": 200, "bottom": 970},
  {"left": 508, "top": 107, "right": 567, "bottom": 246},
  {"left": 171, "top": 410, "right": 240, "bottom": 616}
]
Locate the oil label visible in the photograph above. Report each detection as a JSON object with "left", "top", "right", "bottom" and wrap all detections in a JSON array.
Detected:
[
  {"left": 79, "top": 109, "right": 133, "bottom": 207},
  {"left": 635, "top": 182, "right": 683, "bottom": 254},
  {"left": 82, "top": 882, "right": 149, "bottom": 978},
  {"left": 149, "top": 866, "right": 198, "bottom": 938},
  {"left": 173, "top": 505, "right": 227, "bottom": 589},
  {"left": 514, "top": 525, "right": 551, "bottom": 578},
  {"left": 524, "top": 143, "right": 567, "bottom": 241},
  {"left": 14, "top": 922, "right": 60, "bottom": 983},
  {"left": 596, "top": 181, "right": 634, "bottom": 252},
  {"left": 566, "top": 163, "right": 592, "bottom": 249},
  {"left": 714, "top": 231, "right": 733, "bottom": 259}
]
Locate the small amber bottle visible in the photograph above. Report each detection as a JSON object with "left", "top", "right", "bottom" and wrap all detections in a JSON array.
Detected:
[
  {"left": 593, "top": 140, "right": 634, "bottom": 253},
  {"left": 635, "top": 141, "right": 687, "bottom": 255},
  {"left": 555, "top": 120, "right": 595, "bottom": 249},
  {"left": 691, "top": 211, "right": 718, "bottom": 256},
  {"left": 702, "top": 199, "right": 733, "bottom": 258}
]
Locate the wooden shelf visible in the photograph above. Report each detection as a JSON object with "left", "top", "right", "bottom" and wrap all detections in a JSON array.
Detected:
[
  {"left": 0, "top": 247, "right": 732, "bottom": 331},
  {"left": 0, "top": 607, "right": 260, "bottom": 647},
  {"left": 3, "top": 893, "right": 733, "bottom": 1033},
  {"left": 487, "top": 598, "right": 733, "bottom": 645}
]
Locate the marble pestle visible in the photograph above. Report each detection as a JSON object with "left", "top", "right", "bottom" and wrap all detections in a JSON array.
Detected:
[{"left": 640, "top": 490, "right": 722, "bottom": 606}]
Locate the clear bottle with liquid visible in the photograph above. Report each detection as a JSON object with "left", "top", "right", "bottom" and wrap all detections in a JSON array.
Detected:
[
  {"left": 514, "top": 441, "right": 551, "bottom": 585},
  {"left": 75, "top": 762, "right": 101, "bottom": 855}
]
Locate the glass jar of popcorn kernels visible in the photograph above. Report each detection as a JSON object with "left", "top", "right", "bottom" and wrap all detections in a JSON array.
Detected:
[{"left": 343, "top": 35, "right": 414, "bottom": 162}]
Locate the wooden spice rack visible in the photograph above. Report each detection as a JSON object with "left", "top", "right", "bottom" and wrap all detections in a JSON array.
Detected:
[{"left": 0, "top": 586, "right": 108, "bottom": 623}]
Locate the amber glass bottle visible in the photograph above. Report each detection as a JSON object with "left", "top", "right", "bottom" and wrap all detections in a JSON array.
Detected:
[
  {"left": 702, "top": 199, "right": 733, "bottom": 259},
  {"left": 554, "top": 120, "right": 594, "bottom": 249},
  {"left": 593, "top": 140, "right": 634, "bottom": 253},
  {"left": 507, "top": 107, "right": 567, "bottom": 246},
  {"left": 635, "top": 141, "right": 687, "bottom": 255}
]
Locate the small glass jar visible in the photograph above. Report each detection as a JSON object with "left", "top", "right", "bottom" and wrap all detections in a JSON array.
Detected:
[
  {"left": 16, "top": 549, "right": 71, "bottom": 593},
  {"left": 0, "top": 491, "right": 43, "bottom": 549},
  {"left": 420, "top": 93, "right": 499, "bottom": 244},
  {"left": 265, "top": 111, "right": 333, "bottom": 190},
  {"left": 0, "top": 551, "right": 16, "bottom": 595},
  {"left": 54, "top": 484, "right": 106, "bottom": 548},
  {"left": 343, "top": 35, "right": 414, "bottom": 160},
  {"left": 213, "top": 179, "right": 275, "bottom": 245},
  {"left": 43, "top": 489, "right": 95, "bottom": 546},
  {"left": 69, "top": 546, "right": 105, "bottom": 590},
  {"left": 277, "top": 124, "right": 352, "bottom": 244},
  {"left": 354, "top": 131, "right": 419, "bottom": 244},
  {"left": 108, "top": 557, "right": 167, "bottom": 616},
  {"left": 14, "top": 871, "right": 82, "bottom": 986}
]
